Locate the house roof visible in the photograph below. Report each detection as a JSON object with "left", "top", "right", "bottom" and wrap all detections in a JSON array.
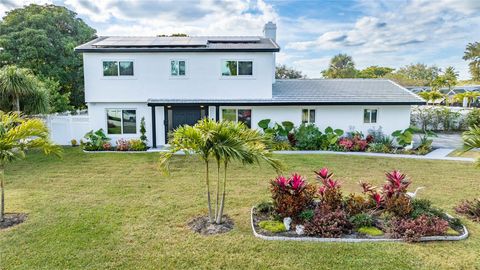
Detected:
[
  {"left": 75, "top": 36, "right": 280, "bottom": 53},
  {"left": 147, "top": 79, "right": 425, "bottom": 105}
]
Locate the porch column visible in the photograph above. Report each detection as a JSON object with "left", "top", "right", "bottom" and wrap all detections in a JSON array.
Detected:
[
  {"left": 151, "top": 105, "right": 157, "bottom": 148},
  {"left": 215, "top": 106, "right": 220, "bottom": 121}
]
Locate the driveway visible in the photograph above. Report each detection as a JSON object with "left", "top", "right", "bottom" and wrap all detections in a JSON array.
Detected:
[{"left": 426, "top": 133, "right": 463, "bottom": 149}]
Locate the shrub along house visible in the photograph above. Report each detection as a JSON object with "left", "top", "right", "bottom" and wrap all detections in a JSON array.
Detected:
[{"left": 75, "top": 22, "right": 425, "bottom": 148}]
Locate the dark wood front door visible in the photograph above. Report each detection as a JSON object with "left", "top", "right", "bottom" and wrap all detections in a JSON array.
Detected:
[{"left": 172, "top": 107, "right": 202, "bottom": 129}]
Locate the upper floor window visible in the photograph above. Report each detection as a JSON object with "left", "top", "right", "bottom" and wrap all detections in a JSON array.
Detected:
[
  {"left": 107, "top": 109, "right": 136, "bottom": 134},
  {"left": 221, "top": 60, "right": 253, "bottom": 76},
  {"left": 221, "top": 108, "right": 252, "bottom": 128},
  {"left": 302, "top": 109, "right": 315, "bottom": 124},
  {"left": 364, "top": 109, "right": 378, "bottom": 123},
  {"left": 171, "top": 60, "right": 186, "bottom": 76},
  {"left": 103, "top": 61, "right": 134, "bottom": 77}
]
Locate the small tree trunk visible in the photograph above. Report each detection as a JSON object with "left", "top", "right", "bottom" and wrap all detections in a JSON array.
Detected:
[
  {"left": 205, "top": 161, "right": 213, "bottom": 223},
  {"left": 216, "top": 162, "right": 228, "bottom": 224},
  {"left": 0, "top": 166, "right": 5, "bottom": 222},
  {"left": 214, "top": 159, "right": 220, "bottom": 220},
  {"left": 15, "top": 96, "right": 20, "bottom": 112}
]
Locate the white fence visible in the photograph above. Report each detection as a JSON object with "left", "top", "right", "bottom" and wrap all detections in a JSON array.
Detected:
[{"left": 40, "top": 114, "right": 90, "bottom": 145}]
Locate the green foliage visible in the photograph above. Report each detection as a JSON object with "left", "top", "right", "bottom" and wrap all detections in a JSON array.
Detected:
[
  {"left": 255, "top": 201, "right": 274, "bottom": 214},
  {"left": 418, "top": 91, "right": 445, "bottom": 104},
  {"left": 463, "top": 42, "right": 480, "bottom": 81},
  {"left": 259, "top": 220, "right": 286, "bottom": 233},
  {"left": 387, "top": 63, "right": 440, "bottom": 86},
  {"left": 294, "top": 124, "right": 323, "bottom": 150},
  {"left": 357, "top": 66, "right": 394, "bottom": 78},
  {"left": 275, "top": 65, "right": 305, "bottom": 79},
  {"left": 257, "top": 119, "right": 294, "bottom": 137},
  {"left": 42, "top": 78, "right": 73, "bottom": 113},
  {"left": 321, "top": 53, "right": 357, "bottom": 78},
  {"left": 129, "top": 139, "right": 147, "bottom": 151},
  {"left": 0, "top": 65, "right": 49, "bottom": 114},
  {"left": 466, "top": 108, "right": 480, "bottom": 128},
  {"left": 349, "top": 213, "right": 374, "bottom": 228},
  {"left": 391, "top": 128, "right": 415, "bottom": 147},
  {"left": 139, "top": 117, "right": 147, "bottom": 143},
  {"left": 299, "top": 209, "right": 315, "bottom": 221},
  {"left": 0, "top": 4, "right": 97, "bottom": 107},
  {"left": 357, "top": 226, "right": 384, "bottom": 236},
  {"left": 70, "top": 139, "right": 77, "bottom": 147},
  {"left": 82, "top": 129, "right": 110, "bottom": 151},
  {"left": 410, "top": 199, "right": 447, "bottom": 219},
  {"left": 462, "top": 125, "right": 480, "bottom": 166}
]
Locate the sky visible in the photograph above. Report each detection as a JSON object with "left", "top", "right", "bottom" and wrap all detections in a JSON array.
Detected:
[{"left": 1, "top": 0, "right": 479, "bottom": 79}]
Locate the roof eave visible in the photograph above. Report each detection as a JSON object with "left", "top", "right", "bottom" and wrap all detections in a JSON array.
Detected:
[
  {"left": 74, "top": 47, "right": 280, "bottom": 53},
  {"left": 147, "top": 101, "right": 426, "bottom": 106}
]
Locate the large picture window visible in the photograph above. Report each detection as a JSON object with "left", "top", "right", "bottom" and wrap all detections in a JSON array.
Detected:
[
  {"left": 107, "top": 109, "right": 137, "bottom": 134},
  {"left": 364, "top": 109, "right": 378, "bottom": 123},
  {"left": 103, "top": 61, "right": 134, "bottom": 77},
  {"left": 221, "top": 60, "right": 253, "bottom": 76},
  {"left": 171, "top": 60, "right": 186, "bottom": 76},
  {"left": 221, "top": 108, "right": 252, "bottom": 128},
  {"left": 302, "top": 109, "right": 315, "bottom": 124}
]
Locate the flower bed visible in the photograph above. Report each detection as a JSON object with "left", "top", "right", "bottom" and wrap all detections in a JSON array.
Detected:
[
  {"left": 252, "top": 168, "right": 468, "bottom": 242},
  {"left": 81, "top": 128, "right": 148, "bottom": 152}
]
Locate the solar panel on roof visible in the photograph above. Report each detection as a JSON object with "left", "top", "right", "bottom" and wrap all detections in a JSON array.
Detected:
[{"left": 93, "top": 36, "right": 208, "bottom": 47}]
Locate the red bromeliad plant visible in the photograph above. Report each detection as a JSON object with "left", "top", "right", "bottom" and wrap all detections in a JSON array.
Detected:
[
  {"left": 384, "top": 170, "right": 411, "bottom": 198},
  {"left": 270, "top": 173, "right": 316, "bottom": 219},
  {"left": 314, "top": 167, "right": 343, "bottom": 209}
]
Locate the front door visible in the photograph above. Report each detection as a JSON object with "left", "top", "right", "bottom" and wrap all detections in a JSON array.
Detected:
[{"left": 172, "top": 107, "right": 202, "bottom": 129}]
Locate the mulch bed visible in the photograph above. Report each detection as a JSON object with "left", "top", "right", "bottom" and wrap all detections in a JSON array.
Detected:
[
  {"left": 0, "top": 213, "right": 27, "bottom": 230},
  {"left": 188, "top": 215, "right": 234, "bottom": 235}
]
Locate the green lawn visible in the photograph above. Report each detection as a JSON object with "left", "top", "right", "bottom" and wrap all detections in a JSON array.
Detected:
[
  {"left": 1, "top": 148, "right": 479, "bottom": 269},
  {"left": 448, "top": 149, "right": 480, "bottom": 159}
]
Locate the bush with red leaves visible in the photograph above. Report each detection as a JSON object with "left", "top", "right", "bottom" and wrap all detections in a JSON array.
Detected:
[
  {"left": 388, "top": 214, "right": 449, "bottom": 242},
  {"left": 304, "top": 204, "right": 352, "bottom": 237},
  {"left": 455, "top": 199, "right": 480, "bottom": 222},
  {"left": 270, "top": 174, "right": 316, "bottom": 219}
]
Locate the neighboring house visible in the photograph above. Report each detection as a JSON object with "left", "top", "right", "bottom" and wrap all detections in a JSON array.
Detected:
[{"left": 75, "top": 22, "right": 424, "bottom": 148}]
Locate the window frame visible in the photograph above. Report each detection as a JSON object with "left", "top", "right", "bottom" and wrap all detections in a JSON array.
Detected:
[
  {"left": 220, "top": 59, "right": 254, "bottom": 78},
  {"left": 301, "top": 108, "right": 316, "bottom": 124},
  {"left": 363, "top": 108, "right": 378, "bottom": 124},
  {"left": 170, "top": 59, "right": 187, "bottom": 78},
  {"left": 220, "top": 107, "right": 252, "bottom": 128},
  {"left": 106, "top": 108, "right": 137, "bottom": 135},
  {"left": 101, "top": 59, "right": 136, "bottom": 79}
]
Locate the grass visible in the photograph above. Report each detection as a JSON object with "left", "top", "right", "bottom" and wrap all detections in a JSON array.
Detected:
[
  {"left": 0, "top": 147, "right": 479, "bottom": 269},
  {"left": 448, "top": 149, "right": 480, "bottom": 159}
]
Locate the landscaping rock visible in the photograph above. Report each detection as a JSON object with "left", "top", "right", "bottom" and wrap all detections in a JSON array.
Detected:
[
  {"left": 188, "top": 215, "right": 234, "bottom": 235},
  {"left": 296, "top": 225, "right": 305, "bottom": 235},
  {"left": 0, "top": 213, "right": 27, "bottom": 229},
  {"left": 283, "top": 217, "right": 292, "bottom": 231}
]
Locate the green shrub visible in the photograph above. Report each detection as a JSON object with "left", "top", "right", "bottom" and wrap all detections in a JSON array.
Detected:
[
  {"left": 129, "top": 139, "right": 147, "bottom": 151},
  {"left": 465, "top": 108, "right": 480, "bottom": 128},
  {"left": 271, "top": 140, "right": 293, "bottom": 150},
  {"left": 299, "top": 209, "right": 314, "bottom": 221},
  {"left": 82, "top": 129, "right": 110, "bottom": 151},
  {"left": 410, "top": 198, "right": 447, "bottom": 219},
  {"left": 358, "top": 226, "right": 384, "bottom": 236},
  {"left": 256, "top": 201, "right": 274, "bottom": 214},
  {"left": 70, "top": 139, "right": 78, "bottom": 147},
  {"left": 294, "top": 124, "right": 322, "bottom": 150},
  {"left": 349, "top": 213, "right": 374, "bottom": 228},
  {"left": 259, "top": 220, "right": 286, "bottom": 233}
]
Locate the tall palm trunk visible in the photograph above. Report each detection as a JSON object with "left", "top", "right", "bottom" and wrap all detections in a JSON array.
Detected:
[
  {"left": 205, "top": 160, "right": 213, "bottom": 223},
  {"left": 216, "top": 161, "right": 228, "bottom": 224},
  {"left": 0, "top": 166, "right": 4, "bottom": 222},
  {"left": 214, "top": 159, "right": 220, "bottom": 220},
  {"left": 15, "top": 95, "right": 20, "bottom": 112}
]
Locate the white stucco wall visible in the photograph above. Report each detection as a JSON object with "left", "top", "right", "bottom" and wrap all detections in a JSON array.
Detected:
[
  {"left": 83, "top": 52, "right": 275, "bottom": 102},
  {"left": 221, "top": 105, "right": 411, "bottom": 136}
]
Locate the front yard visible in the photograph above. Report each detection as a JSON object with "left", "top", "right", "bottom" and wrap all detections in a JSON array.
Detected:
[{"left": 0, "top": 147, "right": 479, "bottom": 269}]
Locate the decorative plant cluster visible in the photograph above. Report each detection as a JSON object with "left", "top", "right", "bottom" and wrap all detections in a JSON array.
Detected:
[
  {"left": 254, "top": 168, "right": 464, "bottom": 242},
  {"left": 455, "top": 198, "right": 480, "bottom": 222},
  {"left": 81, "top": 128, "right": 147, "bottom": 152},
  {"left": 257, "top": 120, "right": 435, "bottom": 155}
]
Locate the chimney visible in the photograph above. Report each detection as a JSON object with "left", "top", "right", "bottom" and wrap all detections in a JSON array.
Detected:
[{"left": 263, "top": 22, "right": 277, "bottom": 41}]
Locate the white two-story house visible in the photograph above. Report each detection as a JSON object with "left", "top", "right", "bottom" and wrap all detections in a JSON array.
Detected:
[{"left": 75, "top": 22, "right": 424, "bottom": 148}]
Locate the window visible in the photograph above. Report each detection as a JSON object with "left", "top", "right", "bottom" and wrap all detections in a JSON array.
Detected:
[
  {"left": 107, "top": 109, "right": 136, "bottom": 134},
  {"left": 364, "top": 109, "right": 378, "bottom": 123},
  {"left": 221, "top": 108, "right": 252, "bottom": 128},
  {"left": 222, "top": 60, "right": 253, "bottom": 76},
  {"left": 103, "top": 61, "right": 134, "bottom": 77},
  {"left": 171, "top": 60, "right": 186, "bottom": 76},
  {"left": 302, "top": 109, "right": 315, "bottom": 124}
]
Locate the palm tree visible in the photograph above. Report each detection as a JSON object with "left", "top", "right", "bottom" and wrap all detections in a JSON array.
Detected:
[
  {"left": 0, "top": 65, "right": 49, "bottom": 113},
  {"left": 0, "top": 111, "right": 61, "bottom": 221},
  {"left": 160, "top": 118, "right": 283, "bottom": 225},
  {"left": 418, "top": 91, "right": 445, "bottom": 105},
  {"left": 463, "top": 42, "right": 480, "bottom": 81},
  {"left": 462, "top": 125, "right": 480, "bottom": 166}
]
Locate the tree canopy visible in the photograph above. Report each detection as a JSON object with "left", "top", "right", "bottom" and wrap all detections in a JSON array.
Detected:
[
  {"left": 275, "top": 65, "right": 305, "bottom": 79},
  {"left": 357, "top": 66, "right": 394, "bottom": 78},
  {"left": 321, "top": 54, "right": 357, "bottom": 78},
  {"left": 0, "top": 4, "right": 96, "bottom": 108},
  {"left": 463, "top": 42, "right": 480, "bottom": 81}
]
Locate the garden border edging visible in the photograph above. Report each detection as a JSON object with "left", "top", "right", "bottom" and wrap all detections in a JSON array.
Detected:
[{"left": 250, "top": 207, "right": 469, "bottom": 243}]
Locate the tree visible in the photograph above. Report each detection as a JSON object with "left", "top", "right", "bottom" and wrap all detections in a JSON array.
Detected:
[
  {"left": 462, "top": 125, "right": 480, "bottom": 166},
  {"left": 387, "top": 63, "right": 440, "bottom": 86},
  {"left": 418, "top": 91, "right": 445, "bottom": 105},
  {"left": 0, "top": 65, "right": 49, "bottom": 114},
  {"left": 454, "top": 91, "right": 480, "bottom": 107},
  {"left": 275, "top": 65, "right": 305, "bottom": 79},
  {"left": 463, "top": 42, "right": 480, "bottom": 81},
  {"left": 42, "top": 78, "right": 73, "bottom": 113},
  {"left": 357, "top": 66, "right": 394, "bottom": 78},
  {"left": 0, "top": 4, "right": 96, "bottom": 107},
  {"left": 0, "top": 111, "right": 61, "bottom": 222},
  {"left": 321, "top": 54, "right": 357, "bottom": 78},
  {"left": 443, "top": 66, "right": 458, "bottom": 92},
  {"left": 160, "top": 118, "right": 282, "bottom": 224}
]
